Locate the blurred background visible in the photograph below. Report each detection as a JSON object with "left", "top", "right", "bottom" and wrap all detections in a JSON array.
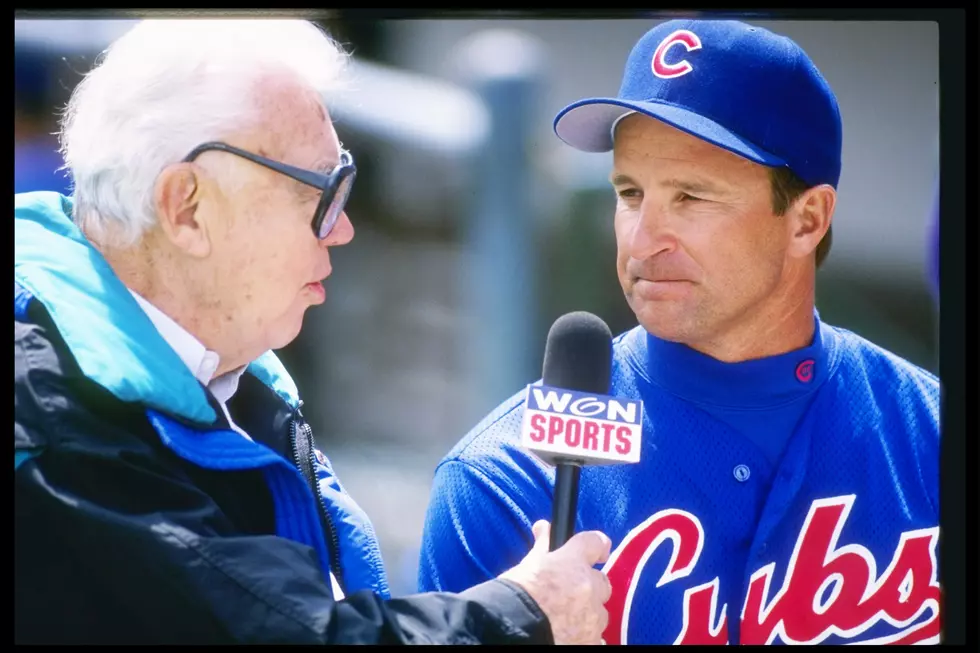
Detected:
[{"left": 15, "top": 14, "right": 940, "bottom": 597}]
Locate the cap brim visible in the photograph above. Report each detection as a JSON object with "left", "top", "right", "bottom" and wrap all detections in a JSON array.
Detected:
[{"left": 553, "top": 98, "right": 787, "bottom": 169}]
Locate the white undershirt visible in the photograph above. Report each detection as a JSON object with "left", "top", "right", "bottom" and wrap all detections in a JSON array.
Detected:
[{"left": 128, "top": 290, "right": 250, "bottom": 440}]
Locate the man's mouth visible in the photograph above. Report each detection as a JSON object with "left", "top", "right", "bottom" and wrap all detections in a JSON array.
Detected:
[
  {"left": 304, "top": 280, "right": 326, "bottom": 302},
  {"left": 635, "top": 276, "right": 692, "bottom": 284}
]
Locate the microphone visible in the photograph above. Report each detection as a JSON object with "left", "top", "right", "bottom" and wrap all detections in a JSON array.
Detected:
[{"left": 520, "top": 311, "right": 643, "bottom": 551}]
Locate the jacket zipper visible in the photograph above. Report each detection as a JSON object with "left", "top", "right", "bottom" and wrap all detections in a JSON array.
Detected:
[{"left": 290, "top": 416, "right": 346, "bottom": 597}]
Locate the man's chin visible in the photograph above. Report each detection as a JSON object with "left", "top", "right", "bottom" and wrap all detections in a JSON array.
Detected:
[
  {"left": 266, "top": 309, "right": 310, "bottom": 353},
  {"left": 630, "top": 300, "right": 697, "bottom": 344}
]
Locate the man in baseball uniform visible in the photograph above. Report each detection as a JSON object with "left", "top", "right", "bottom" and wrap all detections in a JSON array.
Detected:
[{"left": 418, "top": 19, "right": 941, "bottom": 645}]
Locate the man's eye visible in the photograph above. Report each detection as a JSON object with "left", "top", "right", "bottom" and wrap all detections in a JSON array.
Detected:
[
  {"left": 678, "top": 192, "right": 704, "bottom": 202},
  {"left": 617, "top": 188, "right": 641, "bottom": 199}
]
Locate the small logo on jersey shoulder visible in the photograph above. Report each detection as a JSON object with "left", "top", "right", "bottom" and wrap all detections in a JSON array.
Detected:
[
  {"left": 651, "top": 29, "right": 703, "bottom": 79},
  {"left": 314, "top": 449, "right": 327, "bottom": 465},
  {"left": 795, "top": 359, "right": 815, "bottom": 383}
]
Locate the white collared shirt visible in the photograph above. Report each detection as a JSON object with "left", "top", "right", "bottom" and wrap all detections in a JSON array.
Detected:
[{"left": 128, "top": 290, "right": 251, "bottom": 441}]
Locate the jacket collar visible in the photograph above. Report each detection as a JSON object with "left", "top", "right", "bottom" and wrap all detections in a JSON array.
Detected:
[{"left": 14, "top": 191, "right": 301, "bottom": 426}]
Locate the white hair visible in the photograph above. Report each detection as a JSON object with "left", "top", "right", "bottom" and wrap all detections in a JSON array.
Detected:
[{"left": 58, "top": 19, "right": 350, "bottom": 247}]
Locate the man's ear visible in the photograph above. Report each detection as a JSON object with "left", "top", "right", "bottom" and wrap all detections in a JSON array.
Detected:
[
  {"left": 787, "top": 185, "right": 836, "bottom": 263},
  {"left": 154, "top": 164, "right": 212, "bottom": 258}
]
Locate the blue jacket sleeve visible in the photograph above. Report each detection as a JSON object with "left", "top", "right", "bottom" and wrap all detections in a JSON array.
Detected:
[{"left": 418, "top": 458, "right": 552, "bottom": 594}]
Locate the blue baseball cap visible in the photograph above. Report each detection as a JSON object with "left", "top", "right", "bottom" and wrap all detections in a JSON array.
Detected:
[{"left": 554, "top": 19, "right": 843, "bottom": 190}]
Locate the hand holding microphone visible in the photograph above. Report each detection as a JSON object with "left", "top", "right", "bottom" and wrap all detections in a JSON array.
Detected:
[{"left": 498, "top": 519, "right": 612, "bottom": 645}]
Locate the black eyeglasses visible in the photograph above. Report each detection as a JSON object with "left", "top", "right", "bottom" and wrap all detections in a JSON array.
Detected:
[{"left": 182, "top": 141, "right": 356, "bottom": 240}]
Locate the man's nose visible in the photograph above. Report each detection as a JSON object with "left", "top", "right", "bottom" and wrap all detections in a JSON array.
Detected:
[
  {"left": 627, "top": 201, "right": 677, "bottom": 260},
  {"left": 322, "top": 211, "right": 354, "bottom": 247}
]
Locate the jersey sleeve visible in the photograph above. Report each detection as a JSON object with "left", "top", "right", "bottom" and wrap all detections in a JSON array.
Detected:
[
  {"left": 915, "top": 374, "right": 942, "bottom": 519},
  {"left": 417, "top": 457, "right": 551, "bottom": 594}
]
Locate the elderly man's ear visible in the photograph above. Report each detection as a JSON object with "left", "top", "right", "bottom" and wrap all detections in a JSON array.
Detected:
[{"left": 154, "top": 164, "right": 213, "bottom": 258}]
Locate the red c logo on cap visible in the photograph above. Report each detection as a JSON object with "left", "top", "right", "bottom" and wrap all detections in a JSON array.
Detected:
[{"left": 651, "top": 29, "right": 703, "bottom": 79}]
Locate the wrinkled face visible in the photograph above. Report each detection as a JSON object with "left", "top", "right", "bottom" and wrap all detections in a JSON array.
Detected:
[
  {"left": 610, "top": 114, "right": 792, "bottom": 346},
  {"left": 193, "top": 74, "right": 354, "bottom": 357}
]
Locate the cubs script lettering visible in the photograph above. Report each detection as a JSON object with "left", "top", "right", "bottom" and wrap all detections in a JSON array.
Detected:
[{"left": 602, "top": 495, "right": 940, "bottom": 645}]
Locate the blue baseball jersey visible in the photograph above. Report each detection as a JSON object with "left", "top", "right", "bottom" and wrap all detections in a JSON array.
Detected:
[{"left": 418, "top": 313, "right": 941, "bottom": 645}]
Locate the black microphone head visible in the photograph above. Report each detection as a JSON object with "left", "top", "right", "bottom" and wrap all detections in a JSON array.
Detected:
[{"left": 541, "top": 311, "right": 613, "bottom": 395}]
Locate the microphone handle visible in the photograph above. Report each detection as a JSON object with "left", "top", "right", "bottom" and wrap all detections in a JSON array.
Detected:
[{"left": 550, "top": 461, "right": 582, "bottom": 551}]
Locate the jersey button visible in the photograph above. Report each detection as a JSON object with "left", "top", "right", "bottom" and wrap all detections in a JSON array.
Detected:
[{"left": 733, "top": 464, "right": 751, "bottom": 482}]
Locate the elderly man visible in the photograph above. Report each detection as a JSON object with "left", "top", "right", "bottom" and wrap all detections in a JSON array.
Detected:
[
  {"left": 14, "top": 19, "right": 611, "bottom": 645},
  {"left": 419, "top": 19, "right": 941, "bottom": 645}
]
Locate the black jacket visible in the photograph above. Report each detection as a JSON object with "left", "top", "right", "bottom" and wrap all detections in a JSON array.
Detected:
[{"left": 14, "top": 190, "right": 553, "bottom": 645}]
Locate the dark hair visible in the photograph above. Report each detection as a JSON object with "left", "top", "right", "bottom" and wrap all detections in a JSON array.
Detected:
[{"left": 769, "top": 166, "right": 832, "bottom": 267}]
